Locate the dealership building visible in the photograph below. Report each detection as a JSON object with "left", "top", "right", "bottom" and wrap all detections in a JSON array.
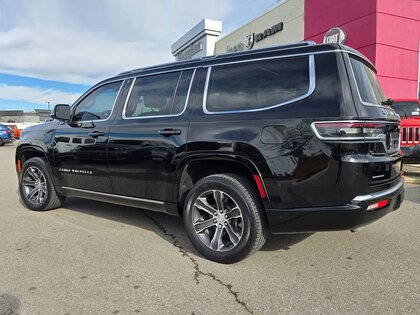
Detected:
[{"left": 172, "top": 0, "right": 420, "bottom": 99}]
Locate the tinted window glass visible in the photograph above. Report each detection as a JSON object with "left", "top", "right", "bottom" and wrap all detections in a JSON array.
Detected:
[
  {"left": 391, "top": 102, "right": 420, "bottom": 117},
  {"left": 206, "top": 56, "right": 310, "bottom": 112},
  {"left": 350, "top": 57, "right": 385, "bottom": 105},
  {"left": 125, "top": 70, "right": 193, "bottom": 118},
  {"left": 172, "top": 70, "right": 194, "bottom": 114},
  {"left": 73, "top": 81, "right": 122, "bottom": 122}
]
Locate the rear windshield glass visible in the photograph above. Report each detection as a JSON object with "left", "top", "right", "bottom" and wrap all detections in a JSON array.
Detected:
[
  {"left": 391, "top": 102, "right": 420, "bottom": 117},
  {"left": 350, "top": 57, "right": 385, "bottom": 106}
]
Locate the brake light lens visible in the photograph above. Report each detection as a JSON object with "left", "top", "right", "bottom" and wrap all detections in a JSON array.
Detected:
[
  {"left": 367, "top": 199, "right": 388, "bottom": 211},
  {"left": 312, "top": 122, "right": 386, "bottom": 140}
]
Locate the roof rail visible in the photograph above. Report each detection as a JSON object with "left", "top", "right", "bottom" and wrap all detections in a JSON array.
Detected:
[
  {"left": 118, "top": 68, "right": 144, "bottom": 76},
  {"left": 117, "top": 41, "right": 318, "bottom": 76}
]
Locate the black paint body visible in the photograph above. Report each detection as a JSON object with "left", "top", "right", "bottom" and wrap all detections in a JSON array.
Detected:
[{"left": 16, "top": 43, "right": 404, "bottom": 233}]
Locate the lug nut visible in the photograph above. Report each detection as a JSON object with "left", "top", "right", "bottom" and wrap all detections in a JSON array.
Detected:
[
  {"left": 218, "top": 224, "right": 222, "bottom": 228},
  {"left": 219, "top": 210, "right": 223, "bottom": 214},
  {"left": 213, "top": 219, "right": 217, "bottom": 223},
  {"left": 224, "top": 222, "right": 227, "bottom": 225}
]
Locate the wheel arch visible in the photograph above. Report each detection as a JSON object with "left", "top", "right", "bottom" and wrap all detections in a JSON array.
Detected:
[
  {"left": 16, "top": 143, "right": 63, "bottom": 195},
  {"left": 177, "top": 155, "right": 271, "bottom": 215}
]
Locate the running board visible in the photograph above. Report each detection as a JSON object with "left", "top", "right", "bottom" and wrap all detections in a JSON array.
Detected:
[{"left": 61, "top": 186, "right": 179, "bottom": 216}]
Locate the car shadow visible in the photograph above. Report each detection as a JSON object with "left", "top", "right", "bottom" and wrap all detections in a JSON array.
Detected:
[
  {"left": 61, "top": 197, "right": 311, "bottom": 254},
  {"left": 402, "top": 185, "right": 420, "bottom": 204},
  {"left": 261, "top": 233, "right": 313, "bottom": 251}
]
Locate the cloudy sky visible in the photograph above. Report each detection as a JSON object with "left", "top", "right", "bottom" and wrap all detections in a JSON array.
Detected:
[{"left": 0, "top": 0, "right": 281, "bottom": 111}]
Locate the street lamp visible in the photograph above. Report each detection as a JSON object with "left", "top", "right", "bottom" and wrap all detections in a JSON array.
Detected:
[{"left": 47, "top": 101, "right": 50, "bottom": 110}]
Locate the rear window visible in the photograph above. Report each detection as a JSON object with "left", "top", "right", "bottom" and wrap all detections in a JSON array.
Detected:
[
  {"left": 205, "top": 55, "right": 311, "bottom": 113},
  {"left": 391, "top": 102, "right": 420, "bottom": 118},
  {"left": 349, "top": 57, "right": 386, "bottom": 106}
]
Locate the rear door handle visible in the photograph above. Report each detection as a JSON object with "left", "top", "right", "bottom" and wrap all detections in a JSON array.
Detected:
[
  {"left": 158, "top": 129, "right": 182, "bottom": 137},
  {"left": 88, "top": 131, "right": 105, "bottom": 138}
]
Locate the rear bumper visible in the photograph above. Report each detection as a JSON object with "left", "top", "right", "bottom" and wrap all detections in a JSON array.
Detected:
[{"left": 266, "top": 178, "right": 404, "bottom": 234}]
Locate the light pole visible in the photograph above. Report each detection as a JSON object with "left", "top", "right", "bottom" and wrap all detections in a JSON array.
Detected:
[{"left": 47, "top": 101, "right": 50, "bottom": 110}]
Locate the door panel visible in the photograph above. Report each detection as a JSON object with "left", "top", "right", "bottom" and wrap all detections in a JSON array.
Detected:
[
  {"left": 52, "top": 80, "right": 124, "bottom": 192},
  {"left": 52, "top": 122, "right": 111, "bottom": 192},
  {"left": 108, "top": 119, "right": 189, "bottom": 201},
  {"left": 107, "top": 69, "right": 195, "bottom": 202}
]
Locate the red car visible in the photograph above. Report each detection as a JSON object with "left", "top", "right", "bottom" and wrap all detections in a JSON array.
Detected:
[{"left": 391, "top": 99, "right": 420, "bottom": 162}]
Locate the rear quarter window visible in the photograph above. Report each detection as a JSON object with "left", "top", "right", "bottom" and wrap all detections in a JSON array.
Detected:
[
  {"left": 349, "top": 56, "right": 385, "bottom": 106},
  {"left": 205, "top": 55, "right": 312, "bottom": 113}
]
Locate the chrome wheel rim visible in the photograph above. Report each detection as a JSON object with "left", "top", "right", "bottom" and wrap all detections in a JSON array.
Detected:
[
  {"left": 192, "top": 190, "right": 244, "bottom": 252},
  {"left": 22, "top": 166, "right": 48, "bottom": 205}
]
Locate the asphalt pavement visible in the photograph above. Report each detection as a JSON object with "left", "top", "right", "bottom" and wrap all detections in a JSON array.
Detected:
[{"left": 0, "top": 142, "right": 419, "bottom": 314}]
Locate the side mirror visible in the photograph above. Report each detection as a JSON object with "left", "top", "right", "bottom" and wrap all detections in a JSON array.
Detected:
[{"left": 52, "top": 104, "right": 71, "bottom": 121}]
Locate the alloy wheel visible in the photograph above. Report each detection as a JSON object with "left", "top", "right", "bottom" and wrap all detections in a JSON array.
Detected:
[
  {"left": 192, "top": 190, "right": 244, "bottom": 252},
  {"left": 22, "top": 166, "right": 48, "bottom": 205}
]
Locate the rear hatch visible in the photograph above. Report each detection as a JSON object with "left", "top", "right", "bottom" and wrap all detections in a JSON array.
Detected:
[{"left": 343, "top": 51, "right": 401, "bottom": 185}]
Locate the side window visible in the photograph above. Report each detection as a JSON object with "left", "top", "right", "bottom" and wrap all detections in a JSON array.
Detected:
[
  {"left": 124, "top": 70, "right": 194, "bottom": 118},
  {"left": 205, "top": 55, "right": 311, "bottom": 112},
  {"left": 73, "top": 81, "right": 122, "bottom": 122},
  {"left": 349, "top": 57, "right": 385, "bottom": 106}
]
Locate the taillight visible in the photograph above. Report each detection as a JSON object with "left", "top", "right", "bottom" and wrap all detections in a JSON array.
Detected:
[
  {"left": 6, "top": 129, "right": 10, "bottom": 134},
  {"left": 312, "top": 121, "right": 400, "bottom": 153},
  {"left": 367, "top": 199, "right": 388, "bottom": 211},
  {"left": 311, "top": 121, "right": 386, "bottom": 141}
]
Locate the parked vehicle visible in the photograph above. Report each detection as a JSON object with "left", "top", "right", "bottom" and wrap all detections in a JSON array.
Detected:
[
  {"left": 3, "top": 123, "right": 21, "bottom": 139},
  {"left": 16, "top": 42, "right": 404, "bottom": 263},
  {"left": 391, "top": 99, "right": 420, "bottom": 162},
  {"left": 0, "top": 124, "right": 14, "bottom": 146}
]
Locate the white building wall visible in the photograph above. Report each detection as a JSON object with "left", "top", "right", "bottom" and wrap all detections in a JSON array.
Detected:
[
  {"left": 214, "top": 0, "right": 305, "bottom": 54},
  {"left": 171, "top": 19, "right": 222, "bottom": 61}
]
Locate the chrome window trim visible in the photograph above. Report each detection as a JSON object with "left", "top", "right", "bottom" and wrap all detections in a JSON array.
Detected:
[
  {"left": 72, "top": 79, "right": 124, "bottom": 124},
  {"left": 122, "top": 69, "right": 196, "bottom": 120},
  {"left": 62, "top": 186, "right": 164, "bottom": 205},
  {"left": 346, "top": 53, "right": 386, "bottom": 108},
  {"left": 203, "top": 54, "right": 316, "bottom": 115}
]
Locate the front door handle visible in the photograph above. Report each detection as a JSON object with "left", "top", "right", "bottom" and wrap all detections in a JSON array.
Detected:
[
  {"left": 88, "top": 131, "right": 105, "bottom": 138},
  {"left": 158, "top": 129, "right": 182, "bottom": 137}
]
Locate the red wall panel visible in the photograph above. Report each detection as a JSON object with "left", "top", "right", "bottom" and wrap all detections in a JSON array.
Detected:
[{"left": 304, "top": 0, "right": 420, "bottom": 98}]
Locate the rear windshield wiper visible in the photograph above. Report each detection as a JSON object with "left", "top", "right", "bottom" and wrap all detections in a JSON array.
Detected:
[{"left": 381, "top": 98, "right": 393, "bottom": 106}]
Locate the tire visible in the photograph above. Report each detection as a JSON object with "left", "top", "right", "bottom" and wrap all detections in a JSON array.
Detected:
[
  {"left": 19, "top": 157, "right": 65, "bottom": 211},
  {"left": 0, "top": 138, "right": 4, "bottom": 146},
  {"left": 183, "top": 174, "right": 268, "bottom": 263}
]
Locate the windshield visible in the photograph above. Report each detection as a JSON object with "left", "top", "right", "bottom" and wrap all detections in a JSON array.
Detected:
[
  {"left": 350, "top": 57, "right": 386, "bottom": 106},
  {"left": 391, "top": 102, "right": 420, "bottom": 118}
]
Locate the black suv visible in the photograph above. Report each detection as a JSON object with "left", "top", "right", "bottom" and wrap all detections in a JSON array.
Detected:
[{"left": 16, "top": 42, "right": 404, "bottom": 263}]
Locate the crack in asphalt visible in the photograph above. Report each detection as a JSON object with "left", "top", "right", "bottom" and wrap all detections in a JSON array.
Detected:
[{"left": 143, "top": 212, "right": 253, "bottom": 314}]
